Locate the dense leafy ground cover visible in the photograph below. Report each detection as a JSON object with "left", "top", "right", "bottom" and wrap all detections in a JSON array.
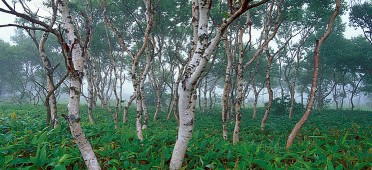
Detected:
[{"left": 0, "top": 104, "right": 371, "bottom": 169}]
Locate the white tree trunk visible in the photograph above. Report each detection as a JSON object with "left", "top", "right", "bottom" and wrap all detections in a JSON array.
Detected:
[
  {"left": 58, "top": 0, "right": 100, "bottom": 169},
  {"left": 170, "top": 0, "right": 270, "bottom": 168},
  {"left": 233, "top": 11, "right": 251, "bottom": 144}
]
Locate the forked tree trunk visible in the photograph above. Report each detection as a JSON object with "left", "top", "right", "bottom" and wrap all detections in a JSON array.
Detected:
[
  {"left": 27, "top": 8, "right": 66, "bottom": 128},
  {"left": 286, "top": 0, "right": 340, "bottom": 148},
  {"left": 170, "top": 0, "right": 269, "bottom": 168},
  {"left": 39, "top": 32, "right": 59, "bottom": 128},
  {"left": 350, "top": 75, "right": 364, "bottom": 110},
  {"left": 58, "top": 0, "right": 100, "bottom": 169},
  {"left": 104, "top": 0, "right": 153, "bottom": 139},
  {"left": 259, "top": 0, "right": 284, "bottom": 130},
  {"left": 123, "top": 94, "right": 135, "bottom": 123}
]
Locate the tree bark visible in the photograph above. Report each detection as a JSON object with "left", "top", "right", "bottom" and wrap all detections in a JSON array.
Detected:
[
  {"left": 103, "top": 0, "right": 153, "bottom": 140},
  {"left": 286, "top": 0, "right": 340, "bottom": 148},
  {"left": 151, "top": 67, "right": 162, "bottom": 120},
  {"left": 350, "top": 75, "right": 364, "bottom": 110},
  {"left": 260, "top": 48, "right": 273, "bottom": 130},
  {"left": 58, "top": 0, "right": 100, "bottom": 169},
  {"left": 140, "top": 49, "right": 153, "bottom": 129},
  {"left": 170, "top": 0, "right": 270, "bottom": 168},
  {"left": 233, "top": 11, "right": 251, "bottom": 144},
  {"left": 222, "top": 31, "right": 232, "bottom": 140},
  {"left": 123, "top": 94, "right": 135, "bottom": 123}
]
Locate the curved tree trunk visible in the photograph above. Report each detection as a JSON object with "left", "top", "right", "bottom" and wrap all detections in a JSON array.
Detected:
[
  {"left": 170, "top": 0, "right": 270, "bottom": 168},
  {"left": 350, "top": 75, "right": 364, "bottom": 110},
  {"left": 123, "top": 94, "right": 135, "bottom": 123},
  {"left": 40, "top": 32, "right": 59, "bottom": 128},
  {"left": 286, "top": 0, "right": 340, "bottom": 148}
]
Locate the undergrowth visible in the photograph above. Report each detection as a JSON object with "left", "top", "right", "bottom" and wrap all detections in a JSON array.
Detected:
[{"left": 0, "top": 104, "right": 371, "bottom": 169}]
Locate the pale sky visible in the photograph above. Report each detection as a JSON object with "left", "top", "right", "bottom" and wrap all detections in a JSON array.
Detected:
[{"left": 0, "top": 1, "right": 365, "bottom": 43}]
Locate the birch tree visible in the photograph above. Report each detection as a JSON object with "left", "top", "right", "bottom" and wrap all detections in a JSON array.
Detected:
[
  {"left": 103, "top": 0, "right": 154, "bottom": 140},
  {"left": 0, "top": 2, "right": 100, "bottom": 168},
  {"left": 170, "top": 0, "right": 270, "bottom": 169},
  {"left": 58, "top": 0, "right": 101, "bottom": 168}
]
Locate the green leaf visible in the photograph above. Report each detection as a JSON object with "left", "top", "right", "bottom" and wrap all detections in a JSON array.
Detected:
[
  {"left": 254, "top": 159, "right": 268, "bottom": 168},
  {"left": 39, "top": 145, "right": 47, "bottom": 165},
  {"left": 54, "top": 165, "right": 67, "bottom": 170},
  {"left": 341, "top": 131, "right": 348, "bottom": 145},
  {"left": 325, "top": 158, "right": 334, "bottom": 170},
  {"left": 58, "top": 154, "right": 71, "bottom": 165},
  {"left": 335, "top": 164, "right": 344, "bottom": 170},
  {"left": 5, "top": 155, "right": 13, "bottom": 165},
  {"left": 108, "top": 159, "right": 120, "bottom": 165},
  {"left": 31, "top": 131, "right": 47, "bottom": 145}
]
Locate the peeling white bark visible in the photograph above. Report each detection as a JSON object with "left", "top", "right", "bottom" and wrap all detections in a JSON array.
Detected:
[
  {"left": 170, "top": 0, "right": 270, "bottom": 168},
  {"left": 58, "top": 0, "right": 100, "bottom": 169}
]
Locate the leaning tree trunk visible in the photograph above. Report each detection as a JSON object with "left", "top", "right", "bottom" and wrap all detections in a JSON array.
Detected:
[
  {"left": 259, "top": 0, "right": 284, "bottom": 130},
  {"left": 123, "top": 94, "right": 135, "bottom": 123},
  {"left": 39, "top": 32, "right": 59, "bottom": 128},
  {"left": 58, "top": 0, "right": 100, "bottom": 169},
  {"left": 286, "top": 0, "right": 340, "bottom": 148}
]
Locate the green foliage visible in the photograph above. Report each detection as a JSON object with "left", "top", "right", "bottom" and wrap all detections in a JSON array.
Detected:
[
  {"left": 267, "top": 95, "right": 304, "bottom": 115},
  {"left": 0, "top": 104, "right": 371, "bottom": 169},
  {"left": 349, "top": 1, "right": 372, "bottom": 42}
]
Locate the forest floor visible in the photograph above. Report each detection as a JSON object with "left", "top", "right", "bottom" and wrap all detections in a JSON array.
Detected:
[{"left": 0, "top": 104, "right": 371, "bottom": 169}]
